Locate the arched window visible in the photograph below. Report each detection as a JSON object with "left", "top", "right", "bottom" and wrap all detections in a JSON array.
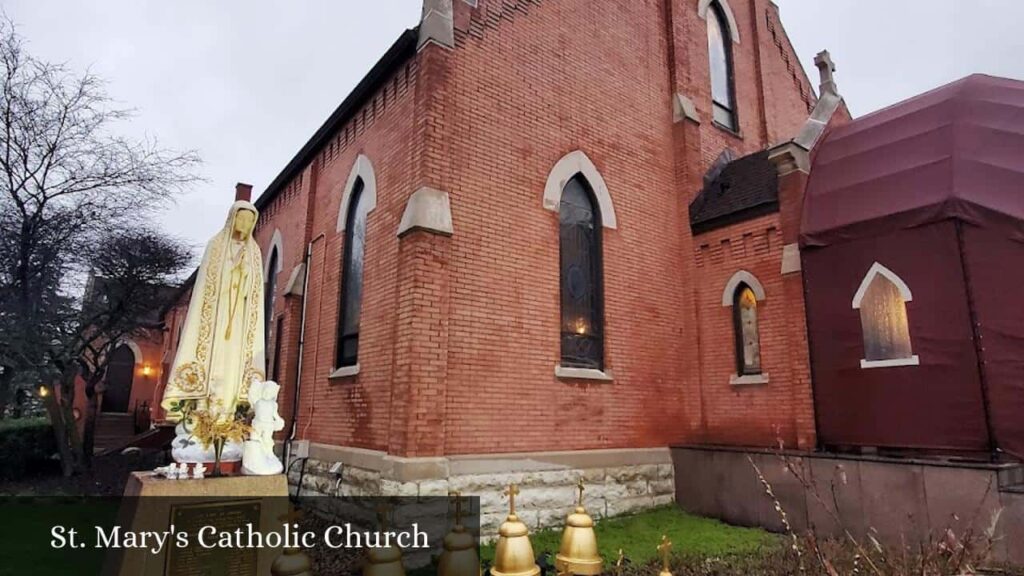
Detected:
[
  {"left": 853, "top": 263, "right": 918, "bottom": 368},
  {"left": 707, "top": 1, "right": 737, "bottom": 130},
  {"left": 733, "top": 284, "right": 761, "bottom": 375},
  {"left": 264, "top": 248, "right": 279, "bottom": 348},
  {"left": 336, "top": 178, "right": 368, "bottom": 368},
  {"left": 271, "top": 316, "right": 284, "bottom": 382},
  {"left": 104, "top": 344, "right": 136, "bottom": 413},
  {"left": 559, "top": 175, "right": 604, "bottom": 370}
]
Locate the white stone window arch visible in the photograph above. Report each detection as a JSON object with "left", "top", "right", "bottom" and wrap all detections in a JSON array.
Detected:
[
  {"left": 852, "top": 262, "right": 919, "bottom": 369},
  {"left": 264, "top": 229, "right": 284, "bottom": 278},
  {"left": 543, "top": 150, "right": 617, "bottom": 230},
  {"left": 721, "top": 270, "right": 766, "bottom": 306},
  {"left": 722, "top": 271, "right": 768, "bottom": 386},
  {"left": 698, "top": 0, "right": 740, "bottom": 44},
  {"left": 116, "top": 339, "right": 142, "bottom": 365},
  {"left": 336, "top": 154, "right": 378, "bottom": 232}
]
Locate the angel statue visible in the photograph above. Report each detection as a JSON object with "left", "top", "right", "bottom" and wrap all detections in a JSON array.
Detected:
[
  {"left": 161, "top": 200, "right": 267, "bottom": 467},
  {"left": 242, "top": 380, "right": 286, "bottom": 475}
]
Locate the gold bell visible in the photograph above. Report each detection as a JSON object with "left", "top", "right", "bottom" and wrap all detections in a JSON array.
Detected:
[
  {"left": 555, "top": 479, "right": 602, "bottom": 575},
  {"left": 491, "top": 484, "right": 540, "bottom": 576},
  {"left": 364, "top": 504, "right": 406, "bottom": 576},
  {"left": 656, "top": 535, "right": 673, "bottom": 576},
  {"left": 439, "top": 491, "right": 480, "bottom": 576},
  {"left": 272, "top": 509, "right": 313, "bottom": 576}
]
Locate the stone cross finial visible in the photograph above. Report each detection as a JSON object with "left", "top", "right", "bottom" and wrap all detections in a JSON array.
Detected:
[
  {"left": 504, "top": 483, "right": 520, "bottom": 516},
  {"left": 814, "top": 50, "right": 838, "bottom": 96}
]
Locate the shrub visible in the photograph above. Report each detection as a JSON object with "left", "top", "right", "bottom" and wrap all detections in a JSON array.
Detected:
[{"left": 0, "top": 417, "right": 58, "bottom": 479}]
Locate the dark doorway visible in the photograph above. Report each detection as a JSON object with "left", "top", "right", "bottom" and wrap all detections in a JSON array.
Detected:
[{"left": 103, "top": 344, "right": 135, "bottom": 413}]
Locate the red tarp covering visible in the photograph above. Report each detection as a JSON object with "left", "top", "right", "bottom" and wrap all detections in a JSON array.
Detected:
[
  {"left": 960, "top": 226, "right": 1024, "bottom": 458},
  {"left": 801, "top": 74, "right": 1024, "bottom": 457},
  {"left": 804, "top": 223, "right": 990, "bottom": 452},
  {"left": 802, "top": 74, "right": 1024, "bottom": 247}
]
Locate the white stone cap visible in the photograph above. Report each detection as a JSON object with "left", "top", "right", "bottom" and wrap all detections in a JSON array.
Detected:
[
  {"left": 397, "top": 186, "right": 453, "bottom": 237},
  {"left": 555, "top": 365, "right": 614, "bottom": 382},
  {"left": 329, "top": 364, "right": 360, "bottom": 380},
  {"left": 730, "top": 373, "right": 769, "bottom": 386}
]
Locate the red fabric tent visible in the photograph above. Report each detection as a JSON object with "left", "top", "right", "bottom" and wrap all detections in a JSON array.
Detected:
[
  {"left": 803, "top": 74, "right": 1024, "bottom": 246},
  {"left": 801, "top": 74, "right": 1024, "bottom": 458}
]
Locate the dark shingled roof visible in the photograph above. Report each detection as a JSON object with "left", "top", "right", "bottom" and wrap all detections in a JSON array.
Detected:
[{"left": 689, "top": 150, "right": 779, "bottom": 235}]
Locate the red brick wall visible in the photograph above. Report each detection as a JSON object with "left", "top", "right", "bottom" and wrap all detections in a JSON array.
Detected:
[
  {"left": 162, "top": 0, "right": 821, "bottom": 457},
  {"left": 690, "top": 214, "right": 810, "bottom": 448},
  {"left": 434, "top": 0, "right": 685, "bottom": 455},
  {"left": 252, "top": 166, "right": 313, "bottom": 444},
  {"left": 155, "top": 289, "right": 192, "bottom": 422},
  {"left": 269, "top": 60, "right": 423, "bottom": 452},
  {"left": 74, "top": 328, "right": 164, "bottom": 423},
  {"left": 420, "top": 0, "right": 816, "bottom": 455}
]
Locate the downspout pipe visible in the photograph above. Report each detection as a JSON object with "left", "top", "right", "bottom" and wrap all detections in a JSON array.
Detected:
[{"left": 284, "top": 232, "right": 325, "bottom": 466}]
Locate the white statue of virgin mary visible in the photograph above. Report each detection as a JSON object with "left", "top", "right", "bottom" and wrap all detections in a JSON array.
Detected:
[{"left": 162, "top": 201, "right": 266, "bottom": 423}]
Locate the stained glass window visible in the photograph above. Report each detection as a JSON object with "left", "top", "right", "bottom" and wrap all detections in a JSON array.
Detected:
[
  {"left": 860, "top": 275, "right": 913, "bottom": 361},
  {"left": 271, "top": 316, "right": 284, "bottom": 382},
  {"left": 733, "top": 284, "right": 761, "bottom": 374},
  {"left": 336, "top": 179, "right": 368, "bottom": 368},
  {"left": 264, "top": 248, "right": 278, "bottom": 353},
  {"left": 560, "top": 176, "right": 604, "bottom": 370},
  {"left": 707, "top": 2, "right": 737, "bottom": 130}
]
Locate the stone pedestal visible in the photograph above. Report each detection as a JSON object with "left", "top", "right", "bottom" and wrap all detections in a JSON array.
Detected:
[{"left": 105, "top": 472, "right": 289, "bottom": 576}]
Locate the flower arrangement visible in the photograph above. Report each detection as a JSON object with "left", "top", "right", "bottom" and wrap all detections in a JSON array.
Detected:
[
  {"left": 166, "top": 398, "right": 252, "bottom": 476},
  {"left": 189, "top": 409, "right": 251, "bottom": 450}
]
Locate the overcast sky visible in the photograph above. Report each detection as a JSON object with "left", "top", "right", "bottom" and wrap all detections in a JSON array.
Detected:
[{"left": 5, "top": 1, "right": 1024, "bottom": 252}]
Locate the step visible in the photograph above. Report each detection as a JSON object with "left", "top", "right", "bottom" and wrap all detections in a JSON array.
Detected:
[
  {"left": 93, "top": 413, "right": 137, "bottom": 454},
  {"left": 997, "top": 463, "right": 1024, "bottom": 489}
]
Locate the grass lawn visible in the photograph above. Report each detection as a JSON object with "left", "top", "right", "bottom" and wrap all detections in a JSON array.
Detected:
[{"left": 481, "top": 506, "right": 777, "bottom": 565}]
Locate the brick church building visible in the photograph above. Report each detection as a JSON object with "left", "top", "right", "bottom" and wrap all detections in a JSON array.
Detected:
[{"left": 158, "top": 0, "right": 1024, "bottom": 542}]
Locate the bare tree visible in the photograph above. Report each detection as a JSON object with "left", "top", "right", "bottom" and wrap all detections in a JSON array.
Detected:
[
  {"left": 71, "top": 229, "right": 191, "bottom": 468},
  {"left": 0, "top": 17, "right": 200, "bottom": 474}
]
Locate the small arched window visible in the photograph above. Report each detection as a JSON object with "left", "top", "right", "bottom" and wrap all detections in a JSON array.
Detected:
[
  {"left": 336, "top": 178, "right": 369, "bottom": 368},
  {"left": 264, "top": 248, "right": 279, "bottom": 348},
  {"left": 707, "top": 1, "right": 737, "bottom": 130},
  {"left": 559, "top": 176, "right": 604, "bottom": 370},
  {"left": 853, "top": 263, "right": 917, "bottom": 367},
  {"left": 733, "top": 284, "right": 761, "bottom": 375}
]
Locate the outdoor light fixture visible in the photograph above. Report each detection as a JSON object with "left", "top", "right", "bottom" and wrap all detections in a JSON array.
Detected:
[
  {"left": 141, "top": 363, "right": 152, "bottom": 376},
  {"left": 38, "top": 385, "right": 49, "bottom": 398}
]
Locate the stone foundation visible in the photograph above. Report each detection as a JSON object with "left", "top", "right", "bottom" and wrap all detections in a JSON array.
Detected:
[
  {"left": 672, "top": 445, "right": 1024, "bottom": 566},
  {"left": 288, "top": 445, "right": 675, "bottom": 536}
]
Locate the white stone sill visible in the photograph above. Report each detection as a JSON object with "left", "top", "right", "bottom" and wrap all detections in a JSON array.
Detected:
[
  {"left": 555, "top": 365, "right": 614, "bottom": 382},
  {"left": 730, "top": 373, "right": 769, "bottom": 386},
  {"left": 328, "top": 364, "right": 360, "bottom": 380},
  {"left": 860, "top": 356, "right": 919, "bottom": 369}
]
